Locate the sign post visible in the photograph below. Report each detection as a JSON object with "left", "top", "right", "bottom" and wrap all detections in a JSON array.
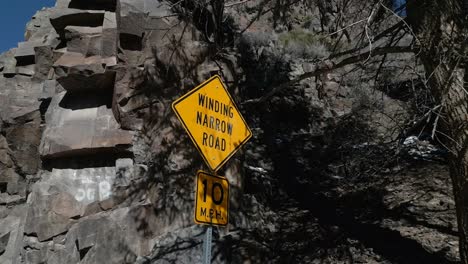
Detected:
[
  {"left": 172, "top": 75, "right": 252, "bottom": 263},
  {"left": 202, "top": 226, "right": 212, "bottom": 264}
]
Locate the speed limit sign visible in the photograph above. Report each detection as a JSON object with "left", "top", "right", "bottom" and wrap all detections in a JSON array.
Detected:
[{"left": 194, "top": 170, "right": 229, "bottom": 226}]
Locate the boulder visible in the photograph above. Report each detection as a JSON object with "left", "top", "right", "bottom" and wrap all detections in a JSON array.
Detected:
[
  {"left": 53, "top": 52, "right": 117, "bottom": 93},
  {"left": 39, "top": 80, "right": 57, "bottom": 101},
  {"left": 134, "top": 225, "right": 205, "bottom": 264},
  {"left": 4, "top": 111, "right": 42, "bottom": 175},
  {"left": 25, "top": 8, "right": 56, "bottom": 42},
  {"left": 112, "top": 66, "right": 146, "bottom": 130},
  {"left": 0, "top": 135, "right": 13, "bottom": 167},
  {"left": 2, "top": 56, "right": 16, "bottom": 77},
  {"left": 0, "top": 206, "right": 27, "bottom": 264},
  {"left": 117, "top": 0, "right": 146, "bottom": 37},
  {"left": 0, "top": 232, "right": 9, "bottom": 255},
  {"left": 16, "top": 66, "right": 35, "bottom": 77},
  {"left": 15, "top": 41, "right": 44, "bottom": 66},
  {"left": 34, "top": 46, "right": 56, "bottom": 80},
  {"left": 383, "top": 164, "right": 457, "bottom": 233},
  {"left": 24, "top": 193, "right": 74, "bottom": 241},
  {"left": 40, "top": 92, "right": 133, "bottom": 158},
  {"left": 0, "top": 168, "right": 21, "bottom": 196},
  {"left": 117, "top": 0, "right": 172, "bottom": 38},
  {"left": 381, "top": 219, "right": 459, "bottom": 261},
  {"left": 55, "top": 0, "right": 71, "bottom": 8},
  {"left": 0, "top": 76, "right": 44, "bottom": 121},
  {"left": 64, "top": 26, "right": 103, "bottom": 56},
  {"left": 49, "top": 9, "right": 105, "bottom": 40},
  {"left": 32, "top": 167, "right": 117, "bottom": 207},
  {"left": 61, "top": 213, "right": 136, "bottom": 263},
  {"left": 102, "top": 12, "right": 117, "bottom": 57},
  {"left": 41, "top": 124, "right": 133, "bottom": 158},
  {"left": 0, "top": 194, "right": 25, "bottom": 206},
  {"left": 51, "top": 192, "right": 83, "bottom": 218}
]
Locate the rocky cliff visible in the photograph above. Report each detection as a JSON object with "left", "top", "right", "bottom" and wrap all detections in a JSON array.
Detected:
[{"left": 0, "top": 0, "right": 459, "bottom": 263}]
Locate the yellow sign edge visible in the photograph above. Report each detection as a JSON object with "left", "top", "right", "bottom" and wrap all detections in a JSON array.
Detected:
[
  {"left": 171, "top": 75, "right": 253, "bottom": 172},
  {"left": 193, "top": 170, "right": 230, "bottom": 226}
]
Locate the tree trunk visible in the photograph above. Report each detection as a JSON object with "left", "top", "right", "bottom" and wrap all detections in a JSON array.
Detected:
[
  {"left": 210, "top": 0, "right": 224, "bottom": 46},
  {"left": 407, "top": 0, "right": 468, "bottom": 262}
]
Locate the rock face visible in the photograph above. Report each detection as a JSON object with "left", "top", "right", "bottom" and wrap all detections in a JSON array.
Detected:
[
  {"left": 0, "top": 0, "right": 459, "bottom": 263},
  {"left": 40, "top": 91, "right": 133, "bottom": 158}
]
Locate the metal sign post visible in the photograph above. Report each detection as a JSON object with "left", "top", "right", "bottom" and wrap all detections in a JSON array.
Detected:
[{"left": 202, "top": 226, "right": 213, "bottom": 264}]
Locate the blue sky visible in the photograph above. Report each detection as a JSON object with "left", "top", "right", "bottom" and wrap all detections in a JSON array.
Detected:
[{"left": 0, "top": 0, "right": 55, "bottom": 53}]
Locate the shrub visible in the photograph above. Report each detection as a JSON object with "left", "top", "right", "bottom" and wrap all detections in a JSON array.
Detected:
[{"left": 279, "top": 29, "right": 331, "bottom": 59}]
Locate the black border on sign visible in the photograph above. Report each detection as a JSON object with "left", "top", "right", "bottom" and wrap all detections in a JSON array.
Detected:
[
  {"left": 171, "top": 75, "right": 253, "bottom": 172},
  {"left": 194, "top": 170, "right": 230, "bottom": 226}
]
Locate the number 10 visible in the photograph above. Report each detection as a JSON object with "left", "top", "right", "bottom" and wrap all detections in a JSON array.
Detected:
[{"left": 201, "top": 179, "right": 224, "bottom": 205}]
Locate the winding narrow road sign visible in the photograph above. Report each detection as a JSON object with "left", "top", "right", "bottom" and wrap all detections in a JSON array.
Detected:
[{"left": 172, "top": 75, "right": 252, "bottom": 171}]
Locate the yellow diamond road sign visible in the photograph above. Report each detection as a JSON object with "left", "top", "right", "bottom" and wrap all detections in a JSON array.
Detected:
[{"left": 172, "top": 75, "right": 252, "bottom": 171}]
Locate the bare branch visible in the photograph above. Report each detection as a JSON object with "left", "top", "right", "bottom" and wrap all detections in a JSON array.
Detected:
[
  {"left": 330, "top": 20, "right": 405, "bottom": 59},
  {"left": 243, "top": 45, "right": 415, "bottom": 105},
  {"left": 225, "top": 0, "right": 253, "bottom": 8},
  {"left": 328, "top": 18, "right": 367, "bottom": 37},
  {"left": 379, "top": 2, "right": 421, "bottom": 48}
]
